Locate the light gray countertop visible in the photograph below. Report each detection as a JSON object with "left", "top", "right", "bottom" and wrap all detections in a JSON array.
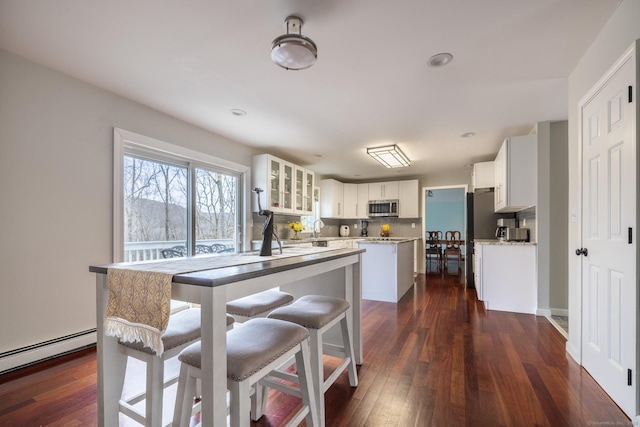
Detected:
[
  {"left": 253, "top": 236, "right": 420, "bottom": 246},
  {"left": 474, "top": 239, "right": 537, "bottom": 246}
]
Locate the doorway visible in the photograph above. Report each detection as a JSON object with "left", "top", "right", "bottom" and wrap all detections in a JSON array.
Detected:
[
  {"left": 577, "top": 43, "right": 637, "bottom": 417},
  {"left": 423, "top": 185, "right": 467, "bottom": 276}
]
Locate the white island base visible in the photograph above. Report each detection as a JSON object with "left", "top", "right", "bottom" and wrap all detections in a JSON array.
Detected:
[{"left": 358, "top": 239, "right": 415, "bottom": 302}]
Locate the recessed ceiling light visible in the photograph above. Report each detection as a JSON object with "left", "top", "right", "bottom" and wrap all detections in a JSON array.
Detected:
[
  {"left": 230, "top": 109, "right": 246, "bottom": 116},
  {"left": 461, "top": 132, "right": 476, "bottom": 138},
  {"left": 464, "top": 163, "right": 473, "bottom": 168},
  {"left": 427, "top": 52, "right": 453, "bottom": 68},
  {"left": 313, "top": 154, "right": 322, "bottom": 158}
]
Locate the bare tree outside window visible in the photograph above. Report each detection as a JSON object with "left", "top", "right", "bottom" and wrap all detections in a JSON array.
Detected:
[
  {"left": 195, "top": 168, "right": 238, "bottom": 243},
  {"left": 122, "top": 155, "right": 239, "bottom": 260}
]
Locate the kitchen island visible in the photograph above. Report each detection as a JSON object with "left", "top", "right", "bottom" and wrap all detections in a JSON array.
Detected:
[
  {"left": 357, "top": 238, "right": 417, "bottom": 303},
  {"left": 90, "top": 246, "right": 364, "bottom": 427}
]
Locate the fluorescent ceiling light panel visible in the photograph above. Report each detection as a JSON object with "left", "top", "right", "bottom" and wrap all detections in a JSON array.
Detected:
[{"left": 367, "top": 144, "right": 411, "bottom": 168}]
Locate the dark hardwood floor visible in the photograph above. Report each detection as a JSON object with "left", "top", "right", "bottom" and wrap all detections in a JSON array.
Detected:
[{"left": 0, "top": 271, "right": 630, "bottom": 426}]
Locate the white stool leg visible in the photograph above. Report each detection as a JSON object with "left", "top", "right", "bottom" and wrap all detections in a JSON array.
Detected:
[
  {"left": 172, "top": 364, "right": 196, "bottom": 427},
  {"left": 296, "top": 340, "right": 319, "bottom": 427},
  {"left": 340, "top": 316, "right": 358, "bottom": 387},
  {"left": 251, "top": 381, "right": 268, "bottom": 421},
  {"left": 229, "top": 379, "right": 251, "bottom": 427},
  {"left": 308, "top": 328, "right": 325, "bottom": 427}
]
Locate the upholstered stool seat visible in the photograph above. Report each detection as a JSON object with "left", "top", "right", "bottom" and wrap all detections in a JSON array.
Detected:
[
  {"left": 226, "top": 289, "right": 294, "bottom": 322},
  {"left": 266, "top": 295, "right": 358, "bottom": 427},
  {"left": 172, "top": 318, "right": 318, "bottom": 427},
  {"left": 116, "top": 307, "right": 204, "bottom": 427}
]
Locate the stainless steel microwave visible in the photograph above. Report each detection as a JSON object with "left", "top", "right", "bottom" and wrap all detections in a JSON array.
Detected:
[{"left": 368, "top": 199, "right": 399, "bottom": 217}]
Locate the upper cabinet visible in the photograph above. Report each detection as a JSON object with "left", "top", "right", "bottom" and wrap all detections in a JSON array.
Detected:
[
  {"left": 356, "top": 183, "right": 370, "bottom": 219},
  {"left": 343, "top": 183, "right": 370, "bottom": 219},
  {"left": 253, "top": 154, "right": 313, "bottom": 214},
  {"left": 342, "top": 183, "right": 358, "bottom": 218},
  {"left": 320, "top": 178, "right": 419, "bottom": 219},
  {"left": 494, "top": 135, "right": 537, "bottom": 212},
  {"left": 398, "top": 179, "right": 419, "bottom": 218},
  {"left": 294, "top": 166, "right": 314, "bottom": 215},
  {"left": 320, "top": 179, "right": 344, "bottom": 218},
  {"left": 369, "top": 181, "right": 399, "bottom": 200},
  {"left": 472, "top": 161, "right": 495, "bottom": 190}
]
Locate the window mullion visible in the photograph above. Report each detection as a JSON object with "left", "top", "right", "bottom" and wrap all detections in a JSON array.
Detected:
[{"left": 187, "top": 163, "right": 196, "bottom": 256}]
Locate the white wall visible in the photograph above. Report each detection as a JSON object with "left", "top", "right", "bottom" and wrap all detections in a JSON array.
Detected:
[
  {"left": 566, "top": 0, "right": 640, "bottom": 360},
  {"left": 0, "top": 50, "right": 258, "bottom": 356}
]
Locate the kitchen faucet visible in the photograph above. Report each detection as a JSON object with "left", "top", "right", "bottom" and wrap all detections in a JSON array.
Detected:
[
  {"left": 312, "top": 219, "right": 324, "bottom": 239},
  {"left": 253, "top": 188, "right": 282, "bottom": 256}
]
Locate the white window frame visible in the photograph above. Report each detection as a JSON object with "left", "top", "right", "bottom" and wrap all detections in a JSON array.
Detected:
[{"left": 113, "top": 127, "right": 251, "bottom": 262}]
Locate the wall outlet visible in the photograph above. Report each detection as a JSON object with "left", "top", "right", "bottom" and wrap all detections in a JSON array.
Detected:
[
  {"left": 411, "top": 223, "right": 415, "bottom": 228},
  {"left": 354, "top": 223, "right": 358, "bottom": 229},
  {"left": 521, "top": 218, "right": 526, "bottom": 227}
]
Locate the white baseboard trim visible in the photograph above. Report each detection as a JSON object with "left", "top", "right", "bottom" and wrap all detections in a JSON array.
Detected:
[
  {"left": 536, "top": 308, "right": 551, "bottom": 317},
  {"left": 566, "top": 341, "right": 580, "bottom": 364},
  {"left": 0, "top": 330, "right": 96, "bottom": 375},
  {"left": 550, "top": 308, "right": 568, "bottom": 317}
]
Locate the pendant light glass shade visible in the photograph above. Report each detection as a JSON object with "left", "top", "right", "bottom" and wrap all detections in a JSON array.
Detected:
[{"left": 271, "top": 16, "right": 317, "bottom": 70}]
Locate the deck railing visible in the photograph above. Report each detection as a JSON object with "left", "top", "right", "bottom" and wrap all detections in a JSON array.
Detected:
[{"left": 123, "top": 240, "right": 235, "bottom": 262}]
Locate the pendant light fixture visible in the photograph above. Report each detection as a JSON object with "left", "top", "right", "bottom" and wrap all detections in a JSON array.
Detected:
[{"left": 271, "top": 15, "right": 318, "bottom": 70}]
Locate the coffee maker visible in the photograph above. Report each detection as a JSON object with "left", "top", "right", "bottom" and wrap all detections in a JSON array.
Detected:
[
  {"left": 496, "top": 218, "right": 516, "bottom": 241},
  {"left": 360, "top": 220, "right": 369, "bottom": 237}
]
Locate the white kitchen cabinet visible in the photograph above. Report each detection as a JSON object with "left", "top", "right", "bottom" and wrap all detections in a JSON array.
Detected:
[
  {"left": 472, "top": 161, "right": 495, "bottom": 190},
  {"left": 473, "top": 243, "right": 483, "bottom": 301},
  {"left": 294, "top": 166, "right": 314, "bottom": 215},
  {"left": 368, "top": 181, "right": 399, "bottom": 200},
  {"left": 356, "top": 183, "right": 369, "bottom": 219},
  {"left": 320, "top": 179, "right": 344, "bottom": 218},
  {"left": 478, "top": 243, "right": 537, "bottom": 314},
  {"left": 398, "top": 179, "right": 419, "bottom": 218},
  {"left": 343, "top": 183, "right": 358, "bottom": 218},
  {"left": 253, "top": 154, "right": 294, "bottom": 213},
  {"left": 344, "top": 183, "right": 370, "bottom": 219},
  {"left": 493, "top": 134, "right": 537, "bottom": 212}
]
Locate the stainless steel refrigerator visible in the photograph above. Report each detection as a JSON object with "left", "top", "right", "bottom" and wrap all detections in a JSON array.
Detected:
[{"left": 465, "top": 190, "right": 508, "bottom": 288}]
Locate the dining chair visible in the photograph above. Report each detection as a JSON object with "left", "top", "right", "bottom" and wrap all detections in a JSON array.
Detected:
[
  {"left": 425, "top": 230, "right": 443, "bottom": 273},
  {"left": 443, "top": 230, "right": 462, "bottom": 274}
]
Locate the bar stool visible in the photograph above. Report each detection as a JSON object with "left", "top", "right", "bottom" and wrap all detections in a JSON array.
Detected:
[
  {"left": 226, "top": 289, "right": 294, "bottom": 322},
  {"left": 265, "top": 295, "right": 358, "bottom": 426},
  {"left": 116, "top": 310, "right": 233, "bottom": 427},
  {"left": 172, "top": 318, "right": 318, "bottom": 427}
]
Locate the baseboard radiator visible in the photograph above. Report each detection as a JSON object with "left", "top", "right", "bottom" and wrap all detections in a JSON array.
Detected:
[{"left": 0, "top": 329, "right": 96, "bottom": 375}]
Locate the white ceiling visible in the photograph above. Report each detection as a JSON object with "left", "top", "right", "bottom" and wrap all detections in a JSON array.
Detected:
[{"left": 0, "top": 0, "right": 621, "bottom": 181}]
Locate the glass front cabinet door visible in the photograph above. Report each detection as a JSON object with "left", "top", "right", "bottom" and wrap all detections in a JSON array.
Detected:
[
  {"left": 253, "top": 154, "right": 295, "bottom": 214},
  {"left": 294, "top": 166, "right": 315, "bottom": 215}
]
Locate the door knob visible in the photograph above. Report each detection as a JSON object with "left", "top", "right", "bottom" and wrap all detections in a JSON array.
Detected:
[{"left": 575, "top": 248, "right": 588, "bottom": 256}]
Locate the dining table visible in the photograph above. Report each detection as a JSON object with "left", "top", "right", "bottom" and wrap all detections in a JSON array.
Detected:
[{"left": 90, "top": 246, "right": 364, "bottom": 427}]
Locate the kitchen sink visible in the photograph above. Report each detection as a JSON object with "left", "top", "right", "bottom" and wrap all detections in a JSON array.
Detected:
[{"left": 311, "top": 240, "right": 328, "bottom": 247}]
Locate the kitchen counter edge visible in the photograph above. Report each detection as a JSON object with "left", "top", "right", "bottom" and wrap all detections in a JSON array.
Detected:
[
  {"left": 474, "top": 239, "right": 537, "bottom": 246},
  {"left": 89, "top": 247, "right": 366, "bottom": 287}
]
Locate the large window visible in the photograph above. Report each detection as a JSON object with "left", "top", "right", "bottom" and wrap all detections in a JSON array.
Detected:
[{"left": 114, "top": 129, "right": 248, "bottom": 262}]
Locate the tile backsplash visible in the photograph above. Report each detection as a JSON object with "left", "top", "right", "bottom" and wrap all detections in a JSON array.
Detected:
[
  {"left": 516, "top": 207, "right": 536, "bottom": 242},
  {"left": 251, "top": 213, "right": 423, "bottom": 240}
]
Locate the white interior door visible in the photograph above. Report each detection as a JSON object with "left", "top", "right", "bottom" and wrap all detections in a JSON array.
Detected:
[{"left": 580, "top": 52, "right": 636, "bottom": 417}]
